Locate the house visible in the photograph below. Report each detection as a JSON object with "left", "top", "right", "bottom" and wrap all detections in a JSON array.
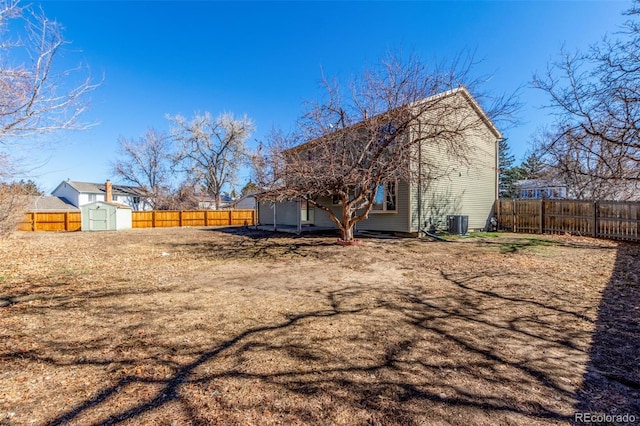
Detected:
[
  {"left": 517, "top": 179, "right": 568, "bottom": 199},
  {"left": 52, "top": 179, "right": 152, "bottom": 211},
  {"left": 257, "top": 87, "right": 502, "bottom": 235},
  {"left": 231, "top": 194, "right": 258, "bottom": 210},
  {"left": 195, "top": 193, "right": 234, "bottom": 210}
]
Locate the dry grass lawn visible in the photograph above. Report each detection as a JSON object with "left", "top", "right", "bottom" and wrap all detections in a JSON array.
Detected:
[{"left": 0, "top": 227, "right": 638, "bottom": 425}]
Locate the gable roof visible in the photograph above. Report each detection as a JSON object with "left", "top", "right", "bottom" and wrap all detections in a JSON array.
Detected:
[
  {"left": 287, "top": 86, "right": 502, "bottom": 154},
  {"left": 54, "top": 180, "right": 148, "bottom": 197},
  {"left": 28, "top": 196, "right": 80, "bottom": 212}
]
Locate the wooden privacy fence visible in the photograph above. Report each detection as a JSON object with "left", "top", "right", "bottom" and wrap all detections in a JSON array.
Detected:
[
  {"left": 497, "top": 199, "right": 640, "bottom": 242},
  {"left": 131, "top": 209, "right": 255, "bottom": 228},
  {"left": 19, "top": 212, "right": 82, "bottom": 231},
  {"left": 19, "top": 209, "right": 255, "bottom": 231}
]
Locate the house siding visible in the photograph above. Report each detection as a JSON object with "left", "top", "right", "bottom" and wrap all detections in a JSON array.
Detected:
[
  {"left": 410, "top": 113, "right": 498, "bottom": 232},
  {"left": 51, "top": 182, "right": 81, "bottom": 207},
  {"left": 355, "top": 180, "right": 411, "bottom": 233},
  {"left": 258, "top": 200, "right": 300, "bottom": 226}
]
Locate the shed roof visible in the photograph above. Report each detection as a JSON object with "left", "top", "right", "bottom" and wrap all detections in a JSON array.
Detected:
[{"left": 81, "top": 201, "right": 133, "bottom": 210}]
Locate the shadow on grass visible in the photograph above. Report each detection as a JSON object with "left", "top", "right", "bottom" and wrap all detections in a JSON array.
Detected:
[
  {"left": 470, "top": 234, "right": 618, "bottom": 254},
  {"left": 4, "top": 232, "right": 637, "bottom": 425},
  {"left": 574, "top": 241, "right": 640, "bottom": 424},
  {"left": 40, "top": 279, "right": 580, "bottom": 425},
  {"left": 165, "top": 226, "right": 341, "bottom": 260}
]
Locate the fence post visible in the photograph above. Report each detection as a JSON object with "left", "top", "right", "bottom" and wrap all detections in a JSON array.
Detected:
[
  {"left": 152, "top": 211, "right": 156, "bottom": 228},
  {"left": 512, "top": 199, "right": 516, "bottom": 233},
  {"left": 64, "top": 212, "right": 69, "bottom": 231},
  {"left": 539, "top": 200, "right": 545, "bottom": 234},
  {"left": 593, "top": 201, "right": 599, "bottom": 238},
  {"left": 204, "top": 211, "right": 208, "bottom": 227},
  {"left": 228, "top": 210, "right": 233, "bottom": 226},
  {"left": 32, "top": 212, "right": 37, "bottom": 231},
  {"left": 179, "top": 210, "right": 183, "bottom": 227}
]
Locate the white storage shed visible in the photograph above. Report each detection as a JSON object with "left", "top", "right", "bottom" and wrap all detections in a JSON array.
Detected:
[{"left": 81, "top": 201, "right": 132, "bottom": 231}]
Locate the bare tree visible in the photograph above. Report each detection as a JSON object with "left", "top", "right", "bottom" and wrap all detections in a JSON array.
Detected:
[
  {"left": 257, "top": 53, "right": 515, "bottom": 242},
  {"left": 0, "top": 0, "right": 96, "bottom": 142},
  {"left": 0, "top": 0, "right": 95, "bottom": 235},
  {"left": 155, "top": 180, "right": 199, "bottom": 210},
  {"left": 112, "top": 128, "right": 173, "bottom": 209},
  {"left": 168, "top": 112, "right": 254, "bottom": 210},
  {"left": 532, "top": 1, "right": 640, "bottom": 200}
]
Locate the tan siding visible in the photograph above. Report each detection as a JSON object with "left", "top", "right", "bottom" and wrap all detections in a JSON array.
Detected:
[
  {"left": 410, "top": 102, "right": 498, "bottom": 232},
  {"left": 311, "top": 197, "right": 341, "bottom": 228},
  {"left": 356, "top": 180, "right": 411, "bottom": 233},
  {"left": 258, "top": 201, "right": 300, "bottom": 226}
]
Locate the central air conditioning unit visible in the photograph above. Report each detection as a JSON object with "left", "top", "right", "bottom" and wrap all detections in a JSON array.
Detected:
[{"left": 447, "top": 215, "right": 468, "bottom": 235}]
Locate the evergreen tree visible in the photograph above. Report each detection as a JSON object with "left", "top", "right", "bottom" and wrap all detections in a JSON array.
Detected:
[
  {"left": 520, "top": 153, "right": 546, "bottom": 180},
  {"left": 498, "top": 139, "right": 522, "bottom": 198}
]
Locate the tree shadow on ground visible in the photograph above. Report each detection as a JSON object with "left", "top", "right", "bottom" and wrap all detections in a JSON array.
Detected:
[
  {"left": 167, "top": 227, "right": 341, "bottom": 260},
  {"left": 574, "top": 241, "right": 640, "bottom": 424},
  {"left": 5, "top": 232, "right": 637, "bottom": 425},
  {"left": 40, "top": 278, "right": 582, "bottom": 425},
  {"left": 471, "top": 235, "right": 618, "bottom": 254}
]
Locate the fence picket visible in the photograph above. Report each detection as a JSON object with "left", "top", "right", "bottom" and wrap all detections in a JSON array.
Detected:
[
  {"left": 498, "top": 199, "right": 639, "bottom": 242},
  {"left": 20, "top": 209, "right": 255, "bottom": 232}
]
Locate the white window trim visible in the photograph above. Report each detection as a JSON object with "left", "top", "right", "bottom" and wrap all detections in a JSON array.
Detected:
[{"left": 370, "top": 180, "right": 398, "bottom": 214}]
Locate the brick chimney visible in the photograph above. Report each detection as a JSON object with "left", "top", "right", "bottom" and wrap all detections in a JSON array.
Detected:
[{"left": 105, "top": 180, "right": 113, "bottom": 203}]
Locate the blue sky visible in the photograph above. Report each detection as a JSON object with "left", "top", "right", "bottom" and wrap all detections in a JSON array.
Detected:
[{"left": 23, "top": 0, "right": 631, "bottom": 193}]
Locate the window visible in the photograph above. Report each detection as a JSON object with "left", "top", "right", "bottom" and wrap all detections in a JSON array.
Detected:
[
  {"left": 332, "top": 195, "right": 342, "bottom": 205},
  {"left": 300, "top": 198, "right": 313, "bottom": 222},
  {"left": 371, "top": 181, "right": 397, "bottom": 212},
  {"left": 88, "top": 194, "right": 96, "bottom": 202}
]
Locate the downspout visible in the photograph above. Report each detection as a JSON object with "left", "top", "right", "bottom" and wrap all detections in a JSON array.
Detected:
[
  {"left": 297, "top": 198, "right": 302, "bottom": 234},
  {"left": 273, "top": 201, "right": 277, "bottom": 232},
  {"left": 417, "top": 129, "right": 423, "bottom": 236}
]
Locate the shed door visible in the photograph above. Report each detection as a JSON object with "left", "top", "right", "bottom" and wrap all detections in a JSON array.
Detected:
[{"left": 89, "top": 208, "right": 108, "bottom": 231}]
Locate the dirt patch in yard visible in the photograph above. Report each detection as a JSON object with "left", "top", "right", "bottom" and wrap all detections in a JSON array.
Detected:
[{"left": 0, "top": 227, "right": 638, "bottom": 425}]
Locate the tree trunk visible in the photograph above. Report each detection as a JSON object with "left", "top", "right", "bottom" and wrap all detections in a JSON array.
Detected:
[
  {"left": 340, "top": 207, "right": 355, "bottom": 242},
  {"left": 341, "top": 225, "right": 354, "bottom": 242}
]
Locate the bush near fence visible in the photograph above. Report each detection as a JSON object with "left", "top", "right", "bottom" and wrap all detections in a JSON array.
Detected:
[
  {"left": 19, "top": 210, "right": 255, "bottom": 231},
  {"left": 497, "top": 199, "right": 640, "bottom": 242}
]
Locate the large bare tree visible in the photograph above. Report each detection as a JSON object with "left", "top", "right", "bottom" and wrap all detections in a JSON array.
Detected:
[
  {"left": 0, "top": 0, "right": 95, "bottom": 234},
  {"left": 168, "top": 112, "right": 254, "bottom": 210},
  {"left": 532, "top": 1, "right": 640, "bottom": 200},
  {"left": 0, "top": 0, "right": 95, "bottom": 142},
  {"left": 112, "top": 128, "right": 173, "bottom": 209},
  {"left": 256, "top": 53, "right": 515, "bottom": 242}
]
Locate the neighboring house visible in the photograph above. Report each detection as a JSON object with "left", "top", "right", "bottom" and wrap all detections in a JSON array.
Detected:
[
  {"left": 52, "top": 179, "right": 152, "bottom": 211},
  {"left": 27, "top": 195, "right": 80, "bottom": 212},
  {"left": 231, "top": 194, "right": 258, "bottom": 210},
  {"left": 196, "top": 194, "right": 234, "bottom": 210},
  {"left": 258, "top": 87, "right": 502, "bottom": 234},
  {"left": 517, "top": 179, "right": 568, "bottom": 200}
]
